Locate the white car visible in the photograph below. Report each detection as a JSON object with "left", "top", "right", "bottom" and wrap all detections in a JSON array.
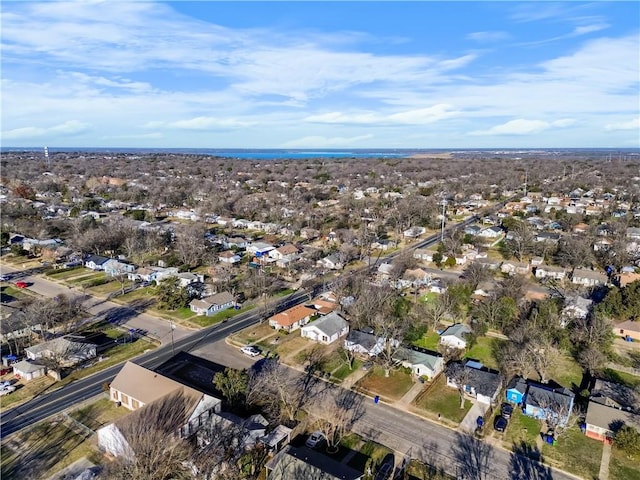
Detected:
[
  {"left": 240, "top": 345, "right": 260, "bottom": 357},
  {"left": 305, "top": 431, "right": 325, "bottom": 449},
  {"left": 0, "top": 275, "right": 9, "bottom": 281},
  {"left": 0, "top": 386, "right": 16, "bottom": 396}
]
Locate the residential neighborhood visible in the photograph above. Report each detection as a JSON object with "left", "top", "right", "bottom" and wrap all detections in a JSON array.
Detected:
[{"left": 1, "top": 150, "right": 640, "bottom": 480}]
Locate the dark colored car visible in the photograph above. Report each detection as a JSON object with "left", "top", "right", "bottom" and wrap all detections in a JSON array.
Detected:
[
  {"left": 501, "top": 403, "right": 514, "bottom": 419},
  {"left": 494, "top": 415, "right": 508, "bottom": 433}
]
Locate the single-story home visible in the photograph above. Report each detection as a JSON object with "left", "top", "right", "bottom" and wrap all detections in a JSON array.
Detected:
[
  {"left": 404, "top": 226, "right": 426, "bottom": 238},
  {"left": 572, "top": 268, "right": 608, "bottom": 287},
  {"left": 439, "top": 323, "right": 471, "bottom": 349},
  {"left": 501, "top": 261, "right": 530, "bottom": 276},
  {"left": 446, "top": 360, "right": 502, "bottom": 405},
  {"left": 268, "top": 305, "right": 316, "bottom": 332},
  {"left": 0, "top": 314, "right": 41, "bottom": 343},
  {"left": 218, "top": 250, "right": 241, "bottom": 264},
  {"left": 534, "top": 265, "right": 567, "bottom": 280},
  {"left": 584, "top": 400, "right": 640, "bottom": 443},
  {"left": 316, "top": 254, "right": 344, "bottom": 271},
  {"left": 561, "top": 296, "right": 593, "bottom": 320},
  {"left": 104, "top": 259, "right": 136, "bottom": 277},
  {"left": 343, "top": 329, "right": 385, "bottom": 357},
  {"left": 189, "top": 291, "right": 235, "bottom": 316},
  {"left": 395, "top": 347, "right": 443, "bottom": 380},
  {"left": 478, "top": 226, "right": 503, "bottom": 239},
  {"left": 613, "top": 319, "right": 640, "bottom": 341},
  {"left": 84, "top": 255, "right": 110, "bottom": 271},
  {"left": 300, "top": 312, "right": 349, "bottom": 345},
  {"left": 12, "top": 359, "right": 47, "bottom": 381},
  {"left": 305, "top": 298, "right": 338, "bottom": 316},
  {"left": 523, "top": 382, "right": 575, "bottom": 427},
  {"left": 25, "top": 335, "right": 97, "bottom": 367},
  {"left": 266, "top": 445, "right": 363, "bottom": 480},
  {"left": 505, "top": 376, "right": 528, "bottom": 405}
]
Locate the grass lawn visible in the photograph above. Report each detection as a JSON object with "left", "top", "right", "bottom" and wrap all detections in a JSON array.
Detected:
[
  {"left": 230, "top": 322, "right": 275, "bottom": 346},
  {"left": 189, "top": 305, "right": 255, "bottom": 328},
  {"left": 87, "top": 280, "right": 133, "bottom": 296},
  {"left": 550, "top": 355, "right": 584, "bottom": 390},
  {"left": 503, "top": 410, "right": 541, "bottom": 451},
  {"left": 332, "top": 359, "right": 363, "bottom": 382},
  {"left": 346, "top": 438, "right": 393, "bottom": 473},
  {"left": 419, "top": 292, "right": 438, "bottom": 303},
  {"left": 66, "top": 272, "right": 107, "bottom": 285},
  {"left": 0, "top": 285, "right": 32, "bottom": 302},
  {"left": 0, "top": 417, "right": 98, "bottom": 480},
  {"left": 541, "top": 427, "right": 603, "bottom": 480},
  {"left": 356, "top": 366, "right": 414, "bottom": 402},
  {"left": 412, "top": 331, "right": 441, "bottom": 351},
  {"left": 150, "top": 306, "right": 198, "bottom": 323},
  {"left": 0, "top": 375, "right": 57, "bottom": 411},
  {"left": 46, "top": 267, "right": 86, "bottom": 280},
  {"left": 271, "top": 335, "right": 312, "bottom": 360},
  {"left": 464, "top": 336, "right": 501, "bottom": 369},
  {"left": 413, "top": 375, "right": 472, "bottom": 424},
  {"left": 601, "top": 368, "right": 640, "bottom": 388},
  {"left": 609, "top": 445, "right": 640, "bottom": 480},
  {"left": 116, "top": 286, "right": 157, "bottom": 303},
  {"left": 69, "top": 397, "right": 129, "bottom": 431},
  {"left": 408, "top": 460, "right": 456, "bottom": 480}
]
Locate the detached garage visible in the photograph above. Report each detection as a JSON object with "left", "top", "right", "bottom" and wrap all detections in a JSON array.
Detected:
[{"left": 13, "top": 360, "right": 46, "bottom": 381}]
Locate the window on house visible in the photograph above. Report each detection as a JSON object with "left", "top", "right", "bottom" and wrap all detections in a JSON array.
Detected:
[{"left": 131, "top": 398, "right": 140, "bottom": 409}]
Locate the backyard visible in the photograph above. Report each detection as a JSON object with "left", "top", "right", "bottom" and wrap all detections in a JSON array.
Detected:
[
  {"left": 463, "top": 336, "right": 501, "bottom": 370},
  {"left": 412, "top": 374, "right": 472, "bottom": 425}
]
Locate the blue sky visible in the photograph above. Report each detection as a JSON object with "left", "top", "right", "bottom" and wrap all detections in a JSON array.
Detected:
[{"left": 1, "top": 1, "right": 639, "bottom": 149}]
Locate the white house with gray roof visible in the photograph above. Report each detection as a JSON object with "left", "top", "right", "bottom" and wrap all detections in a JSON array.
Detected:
[
  {"left": 439, "top": 323, "right": 472, "bottom": 349},
  {"left": 395, "top": 348, "right": 443, "bottom": 380},
  {"left": 300, "top": 312, "right": 349, "bottom": 345}
]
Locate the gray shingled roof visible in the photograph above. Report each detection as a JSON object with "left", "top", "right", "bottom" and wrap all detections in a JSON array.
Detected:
[{"left": 304, "top": 311, "right": 347, "bottom": 337}]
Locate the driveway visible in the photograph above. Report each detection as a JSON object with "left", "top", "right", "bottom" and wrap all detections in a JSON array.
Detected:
[{"left": 459, "top": 400, "right": 489, "bottom": 433}]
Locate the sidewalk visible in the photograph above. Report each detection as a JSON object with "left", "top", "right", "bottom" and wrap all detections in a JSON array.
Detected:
[{"left": 598, "top": 441, "right": 611, "bottom": 480}]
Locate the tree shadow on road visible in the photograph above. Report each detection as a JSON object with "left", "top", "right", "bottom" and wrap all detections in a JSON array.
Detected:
[
  {"left": 509, "top": 441, "right": 554, "bottom": 480},
  {"left": 449, "top": 432, "right": 495, "bottom": 480}
]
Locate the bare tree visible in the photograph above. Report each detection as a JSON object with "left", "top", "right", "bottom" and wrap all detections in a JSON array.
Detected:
[
  {"left": 306, "top": 389, "right": 364, "bottom": 453},
  {"left": 526, "top": 337, "right": 559, "bottom": 384},
  {"left": 445, "top": 362, "right": 472, "bottom": 409}
]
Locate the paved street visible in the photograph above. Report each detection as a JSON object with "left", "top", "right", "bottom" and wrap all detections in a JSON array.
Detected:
[{"left": 0, "top": 263, "right": 192, "bottom": 345}]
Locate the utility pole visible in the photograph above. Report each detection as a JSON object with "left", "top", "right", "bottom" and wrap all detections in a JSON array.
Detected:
[{"left": 440, "top": 199, "right": 447, "bottom": 243}]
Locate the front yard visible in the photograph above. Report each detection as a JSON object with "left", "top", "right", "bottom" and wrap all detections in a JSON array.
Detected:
[
  {"left": 610, "top": 444, "right": 640, "bottom": 480},
  {"left": 412, "top": 374, "right": 472, "bottom": 425},
  {"left": 541, "top": 427, "right": 603, "bottom": 480},
  {"left": 502, "top": 409, "right": 541, "bottom": 451},
  {"left": 356, "top": 366, "right": 414, "bottom": 402}
]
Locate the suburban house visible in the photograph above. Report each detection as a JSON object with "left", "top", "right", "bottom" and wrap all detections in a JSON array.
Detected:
[
  {"left": 501, "top": 261, "right": 530, "bottom": 276},
  {"left": 316, "top": 253, "right": 344, "bottom": 271},
  {"left": 268, "top": 305, "right": 316, "bottom": 332},
  {"left": 403, "top": 226, "right": 426, "bottom": 238},
  {"left": 127, "top": 266, "right": 162, "bottom": 283},
  {"left": 473, "top": 257, "right": 501, "bottom": 270},
  {"left": 584, "top": 401, "right": 640, "bottom": 443},
  {"left": 265, "top": 445, "right": 363, "bottom": 480},
  {"left": 300, "top": 312, "right": 349, "bottom": 345},
  {"left": 613, "top": 319, "right": 640, "bottom": 341},
  {"left": 395, "top": 268, "right": 431, "bottom": 290},
  {"left": 523, "top": 382, "right": 575, "bottom": 427},
  {"left": 446, "top": 360, "right": 502, "bottom": 405},
  {"left": 395, "top": 347, "right": 443, "bottom": 380},
  {"left": 104, "top": 259, "right": 136, "bottom": 277},
  {"left": 439, "top": 324, "right": 472, "bottom": 349},
  {"left": 343, "top": 329, "right": 385, "bottom": 357},
  {"left": 189, "top": 292, "right": 236, "bottom": 316},
  {"left": 84, "top": 255, "right": 110, "bottom": 271},
  {"left": 99, "top": 361, "right": 222, "bottom": 458},
  {"left": 464, "top": 225, "right": 482, "bottom": 236},
  {"left": 218, "top": 250, "right": 241, "bottom": 264},
  {"left": 25, "top": 335, "right": 97, "bottom": 366},
  {"left": 413, "top": 248, "right": 434, "bottom": 262},
  {"left": 590, "top": 379, "right": 639, "bottom": 413},
  {"left": 305, "top": 298, "right": 338, "bottom": 316},
  {"left": 572, "top": 268, "right": 608, "bottom": 287},
  {"left": 12, "top": 359, "right": 47, "bottom": 381},
  {"left": 477, "top": 226, "right": 503, "bottom": 239},
  {"left": 561, "top": 296, "right": 593, "bottom": 320},
  {"left": 269, "top": 244, "right": 299, "bottom": 261},
  {"left": 246, "top": 242, "right": 275, "bottom": 257},
  {"left": 534, "top": 265, "right": 568, "bottom": 280},
  {"left": 0, "top": 313, "right": 41, "bottom": 344},
  {"left": 505, "top": 376, "right": 529, "bottom": 404},
  {"left": 615, "top": 271, "right": 640, "bottom": 288}
]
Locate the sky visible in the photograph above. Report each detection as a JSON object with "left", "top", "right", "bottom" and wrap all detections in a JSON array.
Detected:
[{"left": 1, "top": 1, "right": 639, "bottom": 149}]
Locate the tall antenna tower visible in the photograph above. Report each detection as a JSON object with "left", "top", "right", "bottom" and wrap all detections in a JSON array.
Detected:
[{"left": 44, "top": 146, "right": 50, "bottom": 168}]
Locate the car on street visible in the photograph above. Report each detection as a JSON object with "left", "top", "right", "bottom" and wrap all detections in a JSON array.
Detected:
[
  {"left": 0, "top": 274, "right": 9, "bottom": 281},
  {"left": 501, "top": 403, "right": 514, "bottom": 419},
  {"left": 305, "top": 431, "right": 325, "bottom": 449},
  {"left": 0, "top": 386, "right": 16, "bottom": 396},
  {"left": 240, "top": 345, "right": 260, "bottom": 357},
  {"left": 494, "top": 415, "right": 508, "bottom": 433},
  {"left": 0, "top": 381, "right": 12, "bottom": 389},
  {"left": 15, "top": 281, "right": 28, "bottom": 288}
]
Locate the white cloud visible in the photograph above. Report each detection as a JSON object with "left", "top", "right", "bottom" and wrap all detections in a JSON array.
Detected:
[
  {"left": 2, "top": 120, "right": 90, "bottom": 140},
  {"left": 169, "top": 116, "right": 255, "bottom": 130},
  {"left": 466, "top": 31, "right": 510, "bottom": 43},
  {"left": 470, "top": 118, "right": 575, "bottom": 136},
  {"left": 605, "top": 117, "right": 640, "bottom": 131},
  {"left": 304, "top": 104, "right": 460, "bottom": 126},
  {"left": 281, "top": 134, "right": 374, "bottom": 148}
]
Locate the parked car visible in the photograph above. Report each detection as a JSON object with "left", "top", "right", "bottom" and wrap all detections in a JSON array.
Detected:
[
  {"left": 0, "top": 386, "right": 16, "bottom": 396},
  {"left": 305, "top": 431, "right": 325, "bottom": 449},
  {"left": 501, "top": 403, "right": 514, "bottom": 419},
  {"left": 375, "top": 461, "right": 394, "bottom": 480},
  {"left": 0, "top": 274, "right": 9, "bottom": 281},
  {"left": 15, "top": 281, "right": 28, "bottom": 289},
  {"left": 240, "top": 345, "right": 260, "bottom": 357},
  {"left": 0, "top": 381, "right": 12, "bottom": 389},
  {"left": 494, "top": 415, "right": 508, "bottom": 433},
  {"left": 361, "top": 361, "right": 373, "bottom": 371}
]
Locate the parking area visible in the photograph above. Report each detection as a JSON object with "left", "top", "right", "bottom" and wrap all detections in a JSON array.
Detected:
[
  {"left": 459, "top": 401, "right": 489, "bottom": 433},
  {"left": 191, "top": 338, "right": 260, "bottom": 370}
]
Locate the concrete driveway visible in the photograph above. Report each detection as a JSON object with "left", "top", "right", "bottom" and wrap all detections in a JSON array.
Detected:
[{"left": 459, "top": 400, "right": 489, "bottom": 433}]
